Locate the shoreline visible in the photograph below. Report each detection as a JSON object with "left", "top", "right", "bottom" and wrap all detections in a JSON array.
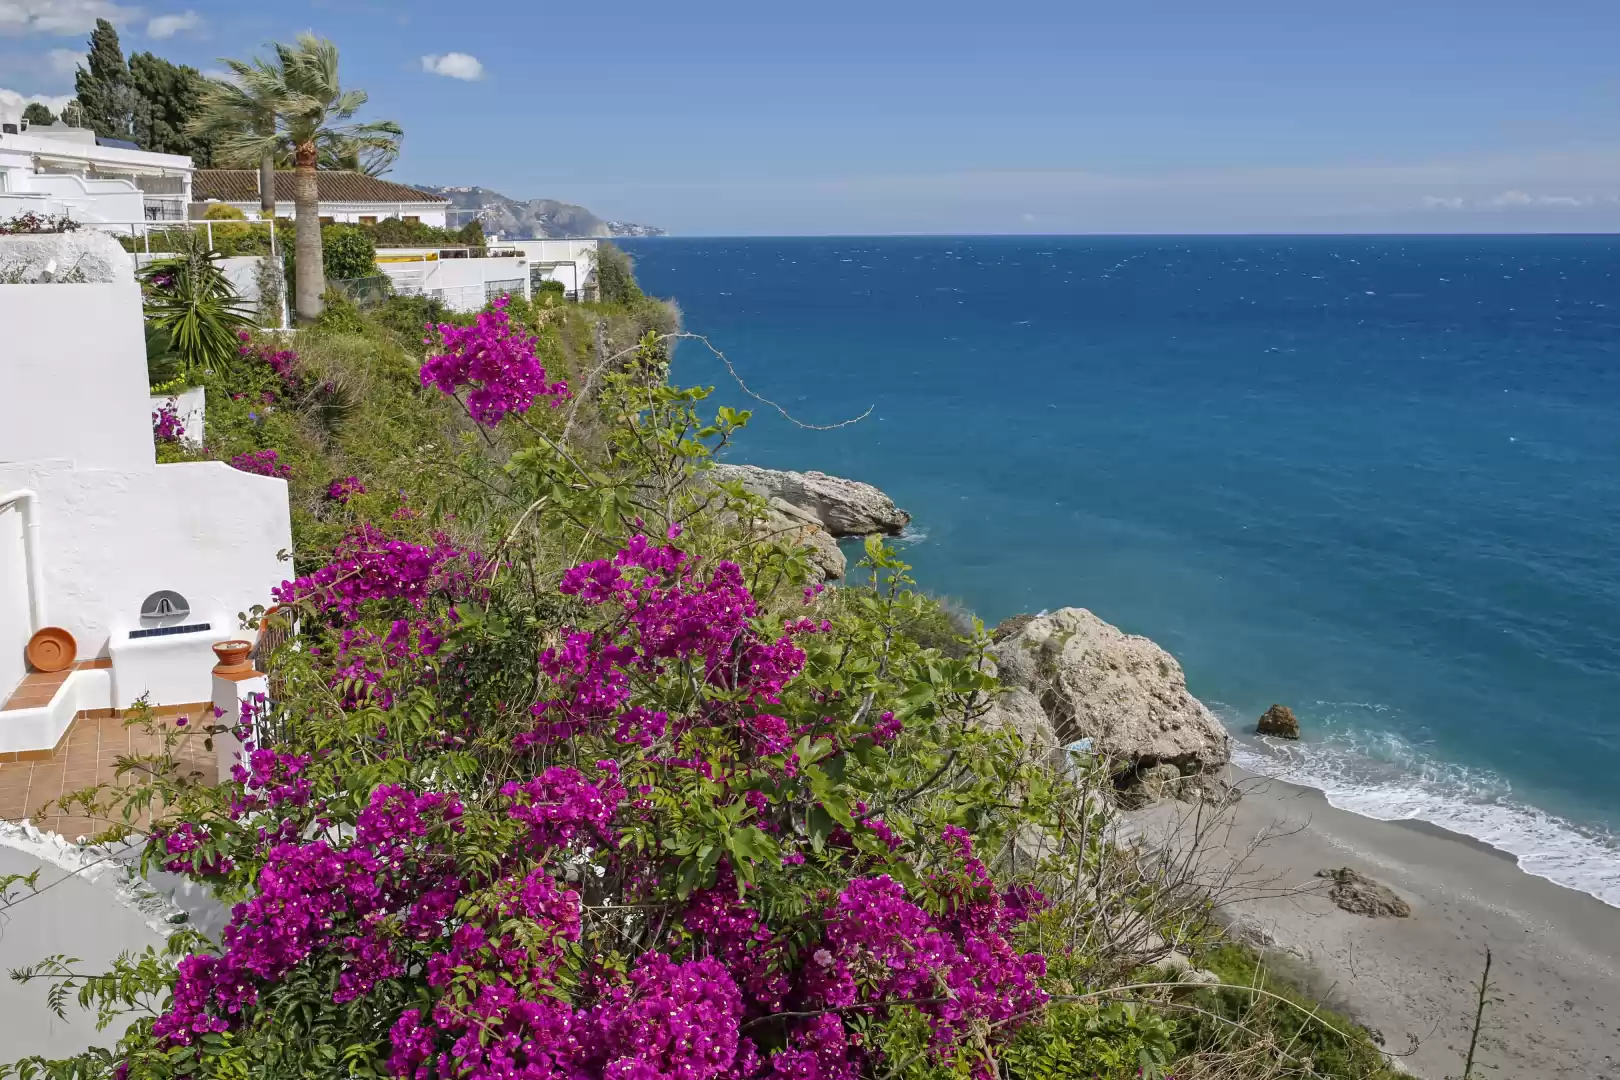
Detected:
[{"left": 1172, "top": 766, "right": 1620, "bottom": 1079}]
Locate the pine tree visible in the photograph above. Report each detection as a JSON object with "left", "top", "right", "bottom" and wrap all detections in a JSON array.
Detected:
[
  {"left": 20, "top": 102, "right": 57, "bottom": 127},
  {"left": 73, "top": 18, "right": 137, "bottom": 139},
  {"left": 130, "top": 52, "right": 216, "bottom": 164}
]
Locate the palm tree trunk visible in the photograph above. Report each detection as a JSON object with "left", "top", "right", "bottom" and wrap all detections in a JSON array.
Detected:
[
  {"left": 292, "top": 142, "right": 324, "bottom": 322},
  {"left": 258, "top": 148, "right": 276, "bottom": 220}
]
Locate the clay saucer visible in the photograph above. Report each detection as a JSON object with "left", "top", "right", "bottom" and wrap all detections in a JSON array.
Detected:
[{"left": 26, "top": 627, "right": 77, "bottom": 673}]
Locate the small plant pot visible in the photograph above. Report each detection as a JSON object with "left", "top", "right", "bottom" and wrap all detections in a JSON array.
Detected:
[{"left": 211, "top": 639, "right": 254, "bottom": 673}]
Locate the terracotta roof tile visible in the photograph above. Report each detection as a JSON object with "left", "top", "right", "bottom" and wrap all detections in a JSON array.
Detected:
[{"left": 193, "top": 170, "right": 448, "bottom": 206}]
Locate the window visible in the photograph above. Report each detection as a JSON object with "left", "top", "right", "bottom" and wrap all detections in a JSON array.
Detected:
[
  {"left": 404, "top": 216, "right": 420, "bottom": 224},
  {"left": 319, "top": 216, "right": 335, "bottom": 225},
  {"left": 359, "top": 215, "right": 377, "bottom": 225}
]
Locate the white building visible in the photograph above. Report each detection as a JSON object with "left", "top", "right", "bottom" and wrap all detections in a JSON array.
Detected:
[
  {"left": 374, "top": 246, "right": 531, "bottom": 313},
  {"left": 0, "top": 123, "right": 193, "bottom": 226},
  {"left": 506, "top": 239, "right": 600, "bottom": 302},
  {"left": 192, "top": 169, "right": 450, "bottom": 227},
  {"left": 0, "top": 232, "right": 292, "bottom": 755}
]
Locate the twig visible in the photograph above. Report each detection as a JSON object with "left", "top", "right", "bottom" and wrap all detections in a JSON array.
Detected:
[{"left": 1460, "top": 947, "right": 1492, "bottom": 1079}]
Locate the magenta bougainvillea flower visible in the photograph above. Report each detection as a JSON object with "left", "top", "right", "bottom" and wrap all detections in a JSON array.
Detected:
[
  {"left": 228, "top": 449, "right": 290, "bottom": 479},
  {"left": 419, "top": 296, "right": 569, "bottom": 426}
]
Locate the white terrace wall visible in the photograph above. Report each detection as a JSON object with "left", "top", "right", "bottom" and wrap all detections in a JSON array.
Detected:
[
  {"left": 0, "top": 509, "right": 26, "bottom": 702},
  {"left": 375, "top": 251, "right": 530, "bottom": 313},
  {"left": 0, "top": 260, "right": 291, "bottom": 714}
]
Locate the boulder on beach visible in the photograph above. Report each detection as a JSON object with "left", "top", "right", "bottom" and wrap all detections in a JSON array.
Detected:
[
  {"left": 709, "top": 464, "right": 910, "bottom": 537},
  {"left": 990, "top": 607, "right": 1231, "bottom": 780},
  {"left": 1315, "top": 867, "right": 1412, "bottom": 918},
  {"left": 1256, "top": 703, "right": 1301, "bottom": 739}
]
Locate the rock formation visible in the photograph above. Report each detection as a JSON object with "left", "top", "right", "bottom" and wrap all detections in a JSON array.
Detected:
[
  {"left": 1315, "top": 868, "right": 1412, "bottom": 918},
  {"left": 709, "top": 464, "right": 910, "bottom": 537},
  {"left": 760, "top": 497, "right": 847, "bottom": 581},
  {"left": 990, "top": 608, "right": 1231, "bottom": 785},
  {"left": 1256, "top": 703, "right": 1300, "bottom": 739}
]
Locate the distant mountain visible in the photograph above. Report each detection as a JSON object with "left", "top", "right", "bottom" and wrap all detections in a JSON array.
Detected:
[{"left": 412, "top": 185, "right": 666, "bottom": 239}]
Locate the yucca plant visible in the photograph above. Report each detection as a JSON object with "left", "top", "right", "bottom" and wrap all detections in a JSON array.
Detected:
[{"left": 139, "top": 232, "right": 255, "bottom": 380}]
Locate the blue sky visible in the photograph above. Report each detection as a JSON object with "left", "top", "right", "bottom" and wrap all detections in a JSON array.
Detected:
[{"left": 4, "top": 0, "right": 1620, "bottom": 234}]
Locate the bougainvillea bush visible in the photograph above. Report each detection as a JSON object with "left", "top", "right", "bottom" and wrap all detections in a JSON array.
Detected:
[{"left": 0, "top": 301, "right": 1097, "bottom": 1080}]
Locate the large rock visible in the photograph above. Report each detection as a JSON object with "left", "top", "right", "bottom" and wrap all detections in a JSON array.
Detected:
[
  {"left": 710, "top": 464, "right": 909, "bottom": 537},
  {"left": 763, "top": 498, "right": 846, "bottom": 581},
  {"left": 1256, "top": 703, "right": 1300, "bottom": 739},
  {"left": 990, "top": 608, "right": 1231, "bottom": 776},
  {"left": 979, "top": 686, "right": 1062, "bottom": 766}
]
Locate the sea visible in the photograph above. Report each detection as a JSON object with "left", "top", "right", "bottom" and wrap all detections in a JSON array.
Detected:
[{"left": 623, "top": 235, "right": 1620, "bottom": 908}]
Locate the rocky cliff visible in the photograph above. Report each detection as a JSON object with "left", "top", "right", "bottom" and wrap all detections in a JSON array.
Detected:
[{"left": 412, "top": 185, "right": 665, "bottom": 239}]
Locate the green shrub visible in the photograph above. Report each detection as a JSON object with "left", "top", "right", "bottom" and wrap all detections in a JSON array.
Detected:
[
  {"left": 596, "top": 241, "right": 643, "bottom": 304},
  {"left": 321, "top": 224, "right": 378, "bottom": 281},
  {"left": 1005, "top": 1001, "right": 1179, "bottom": 1080}
]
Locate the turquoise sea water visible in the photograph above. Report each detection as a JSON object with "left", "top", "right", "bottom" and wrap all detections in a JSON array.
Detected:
[{"left": 624, "top": 236, "right": 1620, "bottom": 906}]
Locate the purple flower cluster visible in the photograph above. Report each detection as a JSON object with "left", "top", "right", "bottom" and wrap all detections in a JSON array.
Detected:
[
  {"left": 153, "top": 785, "right": 466, "bottom": 1045},
  {"left": 271, "top": 524, "right": 478, "bottom": 620},
  {"left": 238, "top": 332, "right": 299, "bottom": 385},
  {"left": 419, "top": 296, "right": 569, "bottom": 426},
  {"left": 152, "top": 404, "right": 186, "bottom": 443},
  {"left": 229, "top": 449, "right": 290, "bottom": 479},
  {"left": 800, "top": 866, "right": 1048, "bottom": 1061},
  {"left": 327, "top": 475, "right": 367, "bottom": 503},
  {"left": 527, "top": 536, "right": 811, "bottom": 753}
]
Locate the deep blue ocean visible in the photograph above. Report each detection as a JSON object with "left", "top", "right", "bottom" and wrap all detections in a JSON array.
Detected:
[{"left": 624, "top": 236, "right": 1620, "bottom": 906}]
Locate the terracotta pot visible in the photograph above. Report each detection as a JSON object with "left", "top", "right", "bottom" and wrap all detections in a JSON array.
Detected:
[
  {"left": 26, "top": 627, "right": 77, "bottom": 673},
  {"left": 212, "top": 639, "right": 254, "bottom": 672}
]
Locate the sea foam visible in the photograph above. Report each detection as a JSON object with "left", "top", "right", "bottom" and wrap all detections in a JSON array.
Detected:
[{"left": 1228, "top": 723, "right": 1620, "bottom": 909}]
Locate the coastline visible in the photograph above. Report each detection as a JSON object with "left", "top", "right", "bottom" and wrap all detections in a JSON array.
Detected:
[{"left": 1178, "top": 766, "right": 1620, "bottom": 1079}]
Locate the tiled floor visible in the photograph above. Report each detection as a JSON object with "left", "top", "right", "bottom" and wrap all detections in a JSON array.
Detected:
[{"left": 0, "top": 708, "right": 218, "bottom": 840}]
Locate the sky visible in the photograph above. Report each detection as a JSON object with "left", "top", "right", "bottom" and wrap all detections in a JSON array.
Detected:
[{"left": 3, "top": 0, "right": 1620, "bottom": 234}]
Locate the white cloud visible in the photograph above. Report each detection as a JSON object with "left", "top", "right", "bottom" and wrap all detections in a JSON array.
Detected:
[
  {"left": 0, "top": 86, "right": 76, "bottom": 122},
  {"left": 1422, "top": 195, "right": 1466, "bottom": 210},
  {"left": 1487, "top": 190, "right": 1592, "bottom": 209},
  {"left": 0, "top": 1, "right": 137, "bottom": 36},
  {"left": 46, "top": 45, "right": 80, "bottom": 74},
  {"left": 145, "top": 9, "right": 199, "bottom": 39},
  {"left": 421, "top": 52, "right": 483, "bottom": 81}
]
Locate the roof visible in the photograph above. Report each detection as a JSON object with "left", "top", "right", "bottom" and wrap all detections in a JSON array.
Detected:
[
  {"left": 96, "top": 136, "right": 141, "bottom": 150},
  {"left": 192, "top": 169, "right": 450, "bottom": 206}
]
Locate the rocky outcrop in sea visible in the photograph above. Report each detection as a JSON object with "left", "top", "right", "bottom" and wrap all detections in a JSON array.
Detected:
[
  {"left": 709, "top": 464, "right": 911, "bottom": 582},
  {"left": 710, "top": 464, "right": 911, "bottom": 537}
]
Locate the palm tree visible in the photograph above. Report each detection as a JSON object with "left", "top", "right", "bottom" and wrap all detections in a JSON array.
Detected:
[
  {"left": 188, "top": 58, "right": 287, "bottom": 221},
  {"left": 199, "top": 34, "right": 400, "bottom": 321}
]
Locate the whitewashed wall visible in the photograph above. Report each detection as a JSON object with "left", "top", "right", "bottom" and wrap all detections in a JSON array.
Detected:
[
  {"left": 0, "top": 509, "right": 27, "bottom": 704},
  {"left": 0, "top": 278, "right": 292, "bottom": 718},
  {"left": 0, "top": 283, "right": 153, "bottom": 471}
]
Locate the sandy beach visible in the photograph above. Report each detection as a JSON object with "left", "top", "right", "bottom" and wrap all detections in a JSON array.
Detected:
[{"left": 1162, "top": 769, "right": 1620, "bottom": 1079}]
